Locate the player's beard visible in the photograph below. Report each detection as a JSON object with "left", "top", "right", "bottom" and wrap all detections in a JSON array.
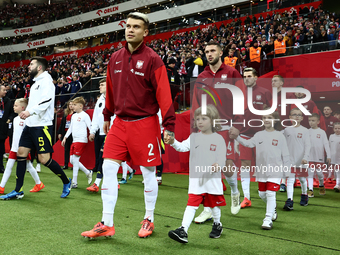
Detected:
[
  {"left": 208, "top": 55, "right": 220, "bottom": 66},
  {"left": 29, "top": 66, "right": 39, "bottom": 78}
]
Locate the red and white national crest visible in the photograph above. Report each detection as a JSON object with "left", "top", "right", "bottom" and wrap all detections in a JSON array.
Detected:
[
  {"left": 256, "top": 95, "right": 261, "bottom": 100},
  {"left": 77, "top": 117, "right": 81, "bottom": 122},
  {"left": 330, "top": 121, "right": 333, "bottom": 125},
  {"left": 317, "top": 134, "right": 321, "bottom": 138},
  {"left": 136, "top": 60, "right": 144, "bottom": 69},
  {"left": 272, "top": 139, "right": 278, "bottom": 146},
  {"left": 19, "top": 121, "right": 24, "bottom": 126},
  {"left": 210, "top": 144, "right": 216, "bottom": 151},
  {"left": 221, "top": 74, "right": 227, "bottom": 80},
  {"left": 297, "top": 133, "right": 302, "bottom": 138}
]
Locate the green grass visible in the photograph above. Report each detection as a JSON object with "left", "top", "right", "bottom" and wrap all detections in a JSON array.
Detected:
[{"left": 1, "top": 164, "right": 340, "bottom": 255}]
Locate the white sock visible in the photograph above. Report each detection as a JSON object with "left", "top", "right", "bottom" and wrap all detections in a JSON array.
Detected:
[
  {"left": 327, "top": 169, "right": 332, "bottom": 179},
  {"left": 225, "top": 171, "right": 238, "bottom": 194},
  {"left": 0, "top": 158, "right": 15, "bottom": 187},
  {"left": 265, "top": 190, "right": 276, "bottom": 219},
  {"left": 181, "top": 206, "right": 198, "bottom": 233},
  {"left": 27, "top": 160, "right": 41, "bottom": 184},
  {"left": 307, "top": 168, "right": 314, "bottom": 191},
  {"left": 316, "top": 170, "right": 324, "bottom": 186},
  {"left": 121, "top": 161, "right": 128, "bottom": 179},
  {"left": 336, "top": 171, "right": 340, "bottom": 186},
  {"left": 287, "top": 176, "right": 295, "bottom": 200},
  {"left": 78, "top": 160, "right": 90, "bottom": 175},
  {"left": 211, "top": 207, "right": 221, "bottom": 224},
  {"left": 241, "top": 171, "right": 250, "bottom": 199},
  {"left": 101, "top": 160, "right": 120, "bottom": 227},
  {"left": 126, "top": 163, "right": 133, "bottom": 173},
  {"left": 95, "top": 178, "right": 102, "bottom": 186},
  {"left": 299, "top": 177, "right": 307, "bottom": 194},
  {"left": 281, "top": 178, "right": 286, "bottom": 185},
  {"left": 70, "top": 155, "right": 79, "bottom": 184},
  {"left": 258, "top": 190, "right": 267, "bottom": 203},
  {"left": 141, "top": 165, "right": 158, "bottom": 222}
]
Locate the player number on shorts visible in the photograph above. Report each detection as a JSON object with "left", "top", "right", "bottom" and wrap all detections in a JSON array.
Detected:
[
  {"left": 38, "top": 137, "right": 44, "bottom": 147},
  {"left": 148, "top": 143, "right": 154, "bottom": 156}
]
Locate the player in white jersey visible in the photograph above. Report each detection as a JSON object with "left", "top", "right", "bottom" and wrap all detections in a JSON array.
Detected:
[
  {"left": 0, "top": 98, "right": 44, "bottom": 194},
  {"left": 329, "top": 123, "right": 340, "bottom": 191},
  {"left": 62, "top": 97, "right": 92, "bottom": 188},
  {"left": 231, "top": 110, "right": 290, "bottom": 230},
  {"left": 89, "top": 79, "right": 106, "bottom": 185},
  {"left": 283, "top": 108, "right": 311, "bottom": 210},
  {"left": 0, "top": 57, "right": 71, "bottom": 200},
  {"left": 166, "top": 105, "right": 226, "bottom": 243},
  {"left": 87, "top": 79, "right": 107, "bottom": 192},
  {"left": 307, "top": 113, "right": 331, "bottom": 197}
]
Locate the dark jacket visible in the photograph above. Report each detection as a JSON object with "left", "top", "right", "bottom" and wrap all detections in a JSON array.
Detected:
[
  {"left": 58, "top": 113, "right": 73, "bottom": 139},
  {"left": 0, "top": 96, "right": 15, "bottom": 140}
]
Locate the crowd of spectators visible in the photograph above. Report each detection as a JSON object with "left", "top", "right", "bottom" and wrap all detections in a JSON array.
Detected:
[
  {"left": 0, "top": 3, "right": 339, "bottom": 109},
  {"left": 0, "top": 0, "right": 320, "bottom": 48},
  {"left": 0, "top": 14, "right": 126, "bottom": 47},
  {"left": 0, "top": 0, "right": 130, "bottom": 29}
]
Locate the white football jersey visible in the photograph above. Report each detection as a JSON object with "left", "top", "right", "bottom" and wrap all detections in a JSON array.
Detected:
[
  {"left": 90, "top": 94, "right": 105, "bottom": 136},
  {"left": 236, "top": 129, "right": 290, "bottom": 180},
  {"left": 284, "top": 125, "right": 311, "bottom": 167},
  {"left": 65, "top": 111, "right": 91, "bottom": 143},
  {"left": 308, "top": 128, "right": 331, "bottom": 162},
  {"left": 11, "top": 116, "right": 26, "bottom": 153},
  {"left": 171, "top": 132, "right": 226, "bottom": 195},
  {"left": 329, "top": 134, "right": 340, "bottom": 164}
]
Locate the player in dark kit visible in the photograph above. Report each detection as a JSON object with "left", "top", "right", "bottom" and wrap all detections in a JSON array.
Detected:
[{"left": 0, "top": 56, "right": 71, "bottom": 200}]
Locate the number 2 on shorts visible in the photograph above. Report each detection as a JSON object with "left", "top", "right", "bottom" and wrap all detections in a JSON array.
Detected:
[{"left": 148, "top": 143, "right": 154, "bottom": 156}]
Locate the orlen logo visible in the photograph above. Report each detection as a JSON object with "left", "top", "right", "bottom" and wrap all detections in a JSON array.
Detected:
[
  {"left": 96, "top": 10, "right": 103, "bottom": 16},
  {"left": 14, "top": 28, "right": 32, "bottom": 34},
  {"left": 96, "top": 6, "right": 118, "bottom": 16},
  {"left": 118, "top": 20, "right": 126, "bottom": 28},
  {"left": 27, "top": 40, "right": 45, "bottom": 48},
  {"left": 332, "top": 56, "right": 340, "bottom": 79}
]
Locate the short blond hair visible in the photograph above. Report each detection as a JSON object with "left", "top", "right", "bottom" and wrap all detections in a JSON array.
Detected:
[
  {"left": 72, "top": 96, "right": 86, "bottom": 106},
  {"left": 193, "top": 104, "right": 221, "bottom": 132},
  {"left": 15, "top": 98, "right": 28, "bottom": 108},
  {"left": 127, "top": 12, "right": 149, "bottom": 29}
]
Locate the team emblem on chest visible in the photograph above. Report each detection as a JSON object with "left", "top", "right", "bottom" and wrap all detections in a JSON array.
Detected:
[
  {"left": 272, "top": 139, "right": 278, "bottom": 146},
  {"left": 210, "top": 144, "right": 216, "bottom": 151},
  {"left": 256, "top": 95, "right": 261, "bottom": 100},
  {"left": 317, "top": 134, "right": 320, "bottom": 138},
  {"left": 221, "top": 74, "right": 227, "bottom": 80},
  {"left": 77, "top": 117, "right": 81, "bottom": 122},
  {"left": 297, "top": 133, "right": 302, "bottom": 138},
  {"left": 136, "top": 60, "right": 144, "bottom": 69}
]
